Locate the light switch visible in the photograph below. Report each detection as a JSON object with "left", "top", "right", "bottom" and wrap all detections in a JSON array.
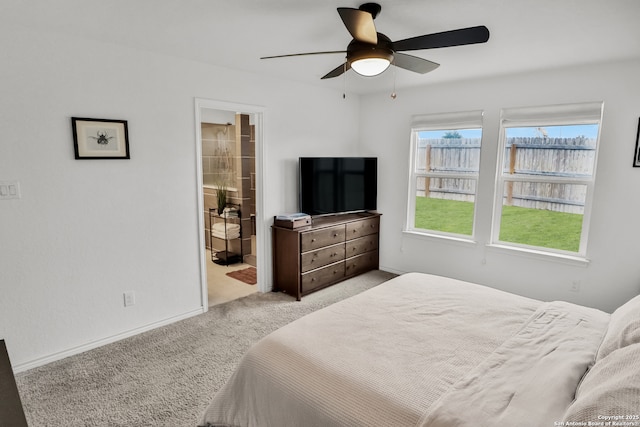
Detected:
[
  {"left": 0, "top": 181, "right": 21, "bottom": 200},
  {"left": 124, "top": 291, "right": 136, "bottom": 307}
]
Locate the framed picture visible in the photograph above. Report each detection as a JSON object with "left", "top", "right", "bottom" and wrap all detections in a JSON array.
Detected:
[
  {"left": 72, "top": 117, "right": 130, "bottom": 159},
  {"left": 635, "top": 118, "right": 640, "bottom": 167}
]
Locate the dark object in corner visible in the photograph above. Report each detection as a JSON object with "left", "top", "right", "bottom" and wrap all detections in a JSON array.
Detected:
[
  {"left": 0, "top": 339, "right": 28, "bottom": 427},
  {"left": 633, "top": 117, "right": 640, "bottom": 167}
]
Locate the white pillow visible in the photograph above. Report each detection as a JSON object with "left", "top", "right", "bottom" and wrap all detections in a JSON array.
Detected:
[
  {"left": 563, "top": 343, "right": 640, "bottom": 423},
  {"left": 596, "top": 294, "right": 640, "bottom": 361}
]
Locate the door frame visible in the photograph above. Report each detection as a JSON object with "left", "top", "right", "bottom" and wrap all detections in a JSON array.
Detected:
[{"left": 194, "top": 98, "right": 267, "bottom": 309}]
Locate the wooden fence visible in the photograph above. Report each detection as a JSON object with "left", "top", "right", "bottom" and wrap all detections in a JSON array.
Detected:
[
  {"left": 416, "top": 138, "right": 480, "bottom": 203},
  {"left": 416, "top": 136, "right": 596, "bottom": 214}
]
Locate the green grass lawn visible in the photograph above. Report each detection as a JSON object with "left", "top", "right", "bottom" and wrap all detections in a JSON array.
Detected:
[
  {"left": 415, "top": 197, "right": 583, "bottom": 252},
  {"left": 414, "top": 197, "right": 475, "bottom": 235}
]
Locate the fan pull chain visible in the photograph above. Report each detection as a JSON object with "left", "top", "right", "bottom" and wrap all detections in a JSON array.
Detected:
[
  {"left": 342, "top": 60, "right": 347, "bottom": 99},
  {"left": 391, "top": 58, "right": 397, "bottom": 100}
]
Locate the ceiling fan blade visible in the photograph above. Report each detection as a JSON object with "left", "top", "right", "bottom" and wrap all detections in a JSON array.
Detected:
[
  {"left": 337, "top": 7, "right": 377, "bottom": 44},
  {"left": 261, "top": 50, "right": 346, "bottom": 60},
  {"left": 392, "top": 25, "right": 489, "bottom": 52},
  {"left": 321, "top": 62, "right": 351, "bottom": 79},
  {"left": 393, "top": 53, "right": 440, "bottom": 74}
]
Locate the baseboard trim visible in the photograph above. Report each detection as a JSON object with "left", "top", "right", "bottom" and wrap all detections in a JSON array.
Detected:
[
  {"left": 379, "top": 265, "right": 406, "bottom": 276},
  {"left": 13, "top": 307, "right": 206, "bottom": 373}
]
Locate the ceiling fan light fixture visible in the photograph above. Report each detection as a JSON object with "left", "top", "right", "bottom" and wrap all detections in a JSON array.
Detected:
[
  {"left": 349, "top": 49, "right": 393, "bottom": 76},
  {"left": 351, "top": 57, "right": 390, "bottom": 76}
]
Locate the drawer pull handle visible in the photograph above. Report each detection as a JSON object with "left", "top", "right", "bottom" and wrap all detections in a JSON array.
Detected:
[
  {"left": 311, "top": 238, "right": 316, "bottom": 242},
  {"left": 311, "top": 278, "right": 316, "bottom": 281}
]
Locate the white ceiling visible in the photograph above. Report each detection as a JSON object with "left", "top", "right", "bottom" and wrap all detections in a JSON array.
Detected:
[{"left": 4, "top": 0, "right": 640, "bottom": 94}]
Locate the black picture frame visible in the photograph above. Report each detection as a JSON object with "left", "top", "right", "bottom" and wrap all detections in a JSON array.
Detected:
[
  {"left": 72, "top": 117, "right": 130, "bottom": 159},
  {"left": 634, "top": 118, "right": 640, "bottom": 167}
]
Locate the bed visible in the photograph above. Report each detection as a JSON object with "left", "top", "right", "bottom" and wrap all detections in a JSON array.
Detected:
[{"left": 200, "top": 272, "right": 640, "bottom": 427}]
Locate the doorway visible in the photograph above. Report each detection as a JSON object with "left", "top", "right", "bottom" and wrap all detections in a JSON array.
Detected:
[{"left": 194, "top": 99, "right": 266, "bottom": 309}]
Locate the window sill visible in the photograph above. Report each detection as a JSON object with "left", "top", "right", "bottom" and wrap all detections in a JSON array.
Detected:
[
  {"left": 485, "top": 243, "right": 590, "bottom": 267},
  {"left": 402, "top": 229, "right": 477, "bottom": 247}
]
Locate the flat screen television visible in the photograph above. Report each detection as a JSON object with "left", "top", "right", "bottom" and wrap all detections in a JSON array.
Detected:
[{"left": 299, "top": 157, "right": 377, "bottom": 216}]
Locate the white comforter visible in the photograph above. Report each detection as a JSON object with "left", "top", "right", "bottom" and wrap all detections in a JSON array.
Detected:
[{"left": 200, "top": 272, "right": 609, "bottom": 427}]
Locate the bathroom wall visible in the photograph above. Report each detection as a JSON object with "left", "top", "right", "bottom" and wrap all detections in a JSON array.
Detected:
[
  {"left": 201, "top": 114, "right": 256, "bottom": 264},
  {"left": 229, "top": 114, "right": 255, "bottom": 263},
  {"left": 202, "top": 122, "right": 236, "bottom": 250}
]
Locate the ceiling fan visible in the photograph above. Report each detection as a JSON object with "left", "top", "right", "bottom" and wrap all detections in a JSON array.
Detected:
[{"left": 261, "top": 2, "right": 489, "bottom": 79}]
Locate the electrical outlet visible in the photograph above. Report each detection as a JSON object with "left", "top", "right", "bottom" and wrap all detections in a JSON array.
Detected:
[
  {"left": 570, "top": 280, "right": 581, "bottom": 292},
  {"left": 123, "top": 291, "right": 136, "bottom": 307}
]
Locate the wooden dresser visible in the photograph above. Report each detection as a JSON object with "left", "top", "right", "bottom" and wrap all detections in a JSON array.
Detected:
[{"left": 272, "top": 212, "right": 380, "bottom": 300}]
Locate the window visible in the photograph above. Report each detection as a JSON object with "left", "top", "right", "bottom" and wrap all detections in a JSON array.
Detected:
[
  {"left": 407, "top": 111, "right": 483, "bottom": 237},
  {"left": 492, "top": 102, "right": 603, "bottom": 257}
]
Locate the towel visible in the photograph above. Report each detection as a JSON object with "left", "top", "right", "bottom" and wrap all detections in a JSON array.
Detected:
[
  {"left": 212, "top": 230, "right": 240, "bottom": 239},
  {"left": 211, "top": 222, "right": 241, "bottom": 240}
]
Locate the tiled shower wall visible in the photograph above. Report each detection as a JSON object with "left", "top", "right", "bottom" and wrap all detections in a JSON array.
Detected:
[
  {"left": 202, "top": 122, "right": 235, "bottom": 188},
  {"left": 202, "top": 115, "right": 256, "bottom": 265}
]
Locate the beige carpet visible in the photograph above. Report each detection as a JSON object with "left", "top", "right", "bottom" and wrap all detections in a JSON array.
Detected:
[{"left": 15, "top": 270, "right": 396, "bottom": 427}]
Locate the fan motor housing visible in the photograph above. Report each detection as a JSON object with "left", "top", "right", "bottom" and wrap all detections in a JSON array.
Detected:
[{"left": 347, "top": 32, "right": 393, "bottom": 64}]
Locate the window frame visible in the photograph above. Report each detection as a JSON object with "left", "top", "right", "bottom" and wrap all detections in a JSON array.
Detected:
[
  {"left": 490, "top": 102, "right": 604, "bottom": 259},
  {"left": 406, "top": 110, "right": 484, "bottom": 240}
]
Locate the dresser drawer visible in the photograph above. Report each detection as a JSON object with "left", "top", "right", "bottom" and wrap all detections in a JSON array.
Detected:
[
  {"left": 301, "top": 262, "right": 346, "bottom": 293},
  {"left": 346, "top": 217, "right": 379, "bottom": 240},
  {"left": 301, "top": 225, "right": 345, "bottom": 252},
  {"left": 301, "top": 243, "right": 345, "bottom": 273},
  {"left": 345, "top": 250, "right": 379, "bottom": 277},
  {"left": 345, "top": 234, "right": 378, "bottom": 257}
]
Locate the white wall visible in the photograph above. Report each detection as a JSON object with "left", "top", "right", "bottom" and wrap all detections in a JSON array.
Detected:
[
  {"left": 0, "top": 23, "right": 360, "bottom": 369},
  {"left": 361, "top": 59, "right": 640, "bottom": 313}
]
